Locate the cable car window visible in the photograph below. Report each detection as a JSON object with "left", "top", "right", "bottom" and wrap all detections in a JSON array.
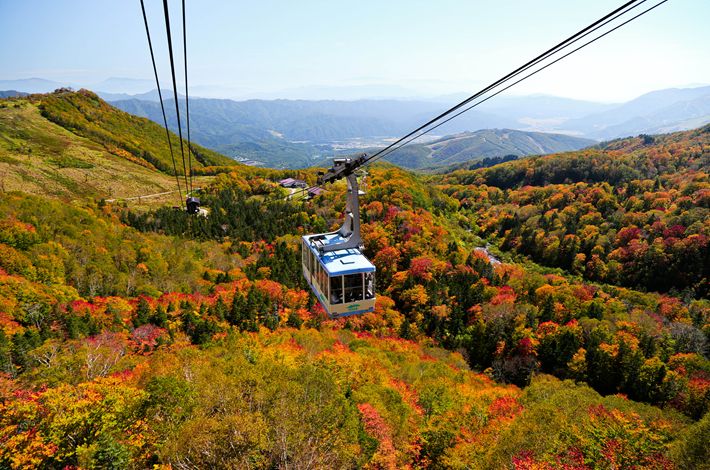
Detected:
[
  {"left": 322, "top": 267, "right": 327, "bottom": 295},
  {"left": 364, "top": 272, "right": 375, "bottom": 299},
  {"left": 331, "top": 275, "right": 343, "bottom": 304},
  {"left": 318, "top": 263, "right": 324, "bottom": 293},
  {"left": 344, "top": 273, "right": 363, "bottom": 303},
  {"left": 307, "top": 244, "right": 312, "bottom": 273},
  {"left": 315, "top": 262, "right": 320, "bottom": 290},
  {"left": 318, "top": 264, "right": 326, "bottom": 292}
]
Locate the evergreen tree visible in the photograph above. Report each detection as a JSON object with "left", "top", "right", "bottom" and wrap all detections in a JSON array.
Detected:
[
  {"left": 540, "top": 295, "right": 555, "bottom": 322},
  {"left": 150, "top": 305, "right": 168, "bottom": 328},
  {"left": 11, "top": 329, "right": 41, "bottom": 372},
  {"left": 83, "top": 313, "right": 100, "bottom": 337},
  {"left": 63, "top": 305, "right": 82, "bottom": 339},
  {"left": 399, "top": 318, "right": 413, "bottom": 340},
  {"left": 106, "top": 303, "right": 124, "bottom": 331},
  {"left": 135, "top": 298, "right": 152, "bottom": 327},
  {"left": 244, "top": 287, "right": 261, "bottom": 332},
  {"left": 228, "top": 293, "right": 246, "bottom": 327},
  {"left": 213, "top": 298, "right": 227, "bottom": 321},
  {"left": 587, "top": 300, "right": 604, "bottom": 320},
  {"left": 286, "top": 311, "right": 303, "bottom": 329},
  {"left": 0, "top": 329, "right": 14, "bottom": 376},
  {"left": 264, "top": 309, "right": 279, "bottom": 331}
]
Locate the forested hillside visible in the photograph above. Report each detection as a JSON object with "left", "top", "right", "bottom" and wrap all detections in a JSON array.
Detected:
[
  {"left": 0, "top": 92, "right": 708, "bottom": 468},
  {"left": 440, "top": 126, "right": 710, "bottom": 296}
]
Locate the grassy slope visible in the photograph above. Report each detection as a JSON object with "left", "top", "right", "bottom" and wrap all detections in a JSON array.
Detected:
[
  {"left": 0, "top": 91, "right": 238, "bottom": 204},
  {"left": 34, "top": 89, "right": 237, "bottom": 172}
]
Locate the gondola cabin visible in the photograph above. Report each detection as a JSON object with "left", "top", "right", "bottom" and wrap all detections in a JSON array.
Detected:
[
  {"left": 186, "top": 196, "right": 201, "bottom": 214},
  {"left": 302, "top": 232, "right": 375, "bottom": 318},
  {"left": 303, "top": 156, "right": 375, "bottom": 318}
]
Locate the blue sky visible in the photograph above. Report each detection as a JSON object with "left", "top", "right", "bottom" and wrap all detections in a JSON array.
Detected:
[{"left": 1, "top": 0, "right": 708, "bottom": 101}]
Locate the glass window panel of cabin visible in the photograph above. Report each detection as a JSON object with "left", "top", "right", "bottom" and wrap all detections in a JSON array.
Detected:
[
  {"left": 344, "top": 273, "right": 363, "bottom": 303},
  {"left": 315, "top": 262, "right": 320, "bottom": 290},
  {"left": 318, "top": 263, "right": 327, "bottom": 292},
  {"left": 364, "top": 272, "right": 375, "bottom": 299},
  {"left": 330, "top": 275, "right": 343, "bottom": 304}
]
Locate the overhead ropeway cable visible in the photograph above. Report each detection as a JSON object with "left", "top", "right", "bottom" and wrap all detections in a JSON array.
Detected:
[
  {"left": 364, "top": 0, "right": 669, "bottom": 167},
  {"left": 292, "top": 0, "right": 669, "bottom": 200},
  {"left": 162, "top": 0, "right": 191, "bottom": 194},
  {"left": 139, "top": 0, "right": 184, "bottom": 208},
  {"left": 181, "top": 0, "right": 194, "bottom": 194}
]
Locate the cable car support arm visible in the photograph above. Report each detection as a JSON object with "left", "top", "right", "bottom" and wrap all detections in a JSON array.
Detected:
[{"left": 314, "top": 155, "right": 368, "bottom": 253}]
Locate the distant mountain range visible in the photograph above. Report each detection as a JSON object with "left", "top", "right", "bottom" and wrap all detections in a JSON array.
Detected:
[
  {"left": 109, "top": 96, "right": 517, "bottom": 143},
  {"left": 111, "top": 96, "right": 538, "bottom": 168},
  {"left": 0, "top": 78, "right": 71, "bottom": 94},
  {"left": 558, "top": 86, "right": 710, "bottom": 139},
  {"left": 0, "top": 90, "right": 28, "bottom": 99},
  {"left": 0, "top": 77, "right": 155, "bottom": 95},
  {"left": 339, "top": 129, "right": 595, "bottom": 170},
  {"left": 105, "top": 87, "right": 707, "bottom": 168},
  {"left": 3, "top": 78, "right": 709, "bottom": 169}
]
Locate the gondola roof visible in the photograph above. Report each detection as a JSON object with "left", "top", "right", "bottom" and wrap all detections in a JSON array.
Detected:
[{"left": 303, "top": 233, "right": 375, "bottom": 275}]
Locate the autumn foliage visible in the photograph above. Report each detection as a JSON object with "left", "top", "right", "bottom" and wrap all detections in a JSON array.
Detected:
[{"left": 0, "top": 98, "right": 708, "bottom": 468}]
